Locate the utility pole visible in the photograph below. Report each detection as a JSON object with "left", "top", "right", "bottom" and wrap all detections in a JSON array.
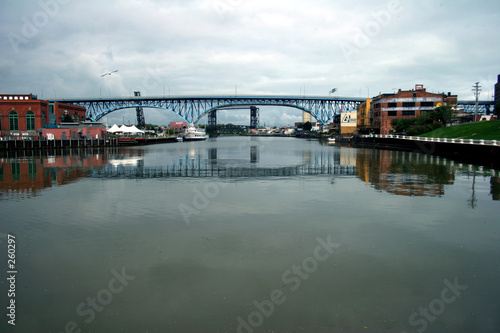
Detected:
[{"left": 472, "top": 82, "right": 481, "bottom": 122}]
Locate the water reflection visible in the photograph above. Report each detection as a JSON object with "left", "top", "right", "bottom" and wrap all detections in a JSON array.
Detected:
[
  {"left": 0, "top": 150, "right": 109, "bottom": 200},
  {"left": 355, "top": 149, "right": 455, "bottom": 197},
  {"left": 1, "top": 140, "right": 499, "bottom": 203}
]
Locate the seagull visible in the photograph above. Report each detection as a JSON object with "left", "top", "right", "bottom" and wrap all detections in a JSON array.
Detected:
[{"left": 100, "top": 70, "right": 119, "bottom": 77}]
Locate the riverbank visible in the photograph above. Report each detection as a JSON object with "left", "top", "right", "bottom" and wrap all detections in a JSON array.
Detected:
[
  {"left": 0, "top": 136, "right": 177, "bottom": 150},
  {"left": 417, "top": 120, "right": 500, "bottom": 140},
  {"left": 354, "top": 134, "right": 500, "bottom": 168}
]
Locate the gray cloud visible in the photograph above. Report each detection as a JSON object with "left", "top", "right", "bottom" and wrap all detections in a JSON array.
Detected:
[{"left": 1, "top": 0, "right": 498, "bottom": 126}]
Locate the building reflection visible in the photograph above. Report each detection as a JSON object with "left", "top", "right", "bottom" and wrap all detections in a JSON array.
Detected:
[
  {"left": 491, "top": 177, "right": 500, "bottom": 200},
  {"left": 355, "top": 149, "right": 455, "bottom": 197},
  {"left": 0, "top": 149, "right": 110, "bottom": 200}
]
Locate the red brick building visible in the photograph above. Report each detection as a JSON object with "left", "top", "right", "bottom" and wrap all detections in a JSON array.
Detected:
[
  {"left": 370, "top": 85, "right": 457, "bottom": 135},
  {"left": 40, "top": 122, "right": 108, "bottom": 140},
  {"left": 0, "top": 93, "right": 86, "bottom": 138}
]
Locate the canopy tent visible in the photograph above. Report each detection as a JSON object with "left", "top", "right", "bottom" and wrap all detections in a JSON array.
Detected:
[
  {"left": 107, "top": 124, "right": 120, "bottom": 133},
  {"left": 125, "top": 125, "right": 145, "bottom": 134},
  {"left": 111, "top": 125, "right": 145, "bottom": 135}
]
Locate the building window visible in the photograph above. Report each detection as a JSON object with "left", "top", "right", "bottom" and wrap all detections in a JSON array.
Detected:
[
  {"left": 0, "top": 112, "right": 2, "bottom": 130},
  {"left": 9, "top": 111, "right": 18, "bottom": 131},
  {"left": 26, "top": 111, "right": 35, "bottom": 131},
  {"left": 28, "top": 162, "right": 37, "bottom": 180},
  {"left": 402, "top": 110, "right": 415, "bottom": 116},
  {"left": 11, "top": 162, "right": 21, "bottom": 181},
  {"left": 421, "top": 101, "right": 435, "bottom": 107},
  {"left": 403, "top": 102, "right": 415, "bottom": 108},
  {"left": 388, "top": 111, "right": 398, "bottom": 117},
  {"left": 388, "top": 102, "right": 397, "bottom": 108}
]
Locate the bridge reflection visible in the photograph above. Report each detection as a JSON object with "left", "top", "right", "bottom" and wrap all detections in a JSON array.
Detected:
[
  {"left": 1, "top": 145, "right": 499, "bottom": 201},
  {"left": 94, "top": 145, "right": 356, "bottom": 178}
]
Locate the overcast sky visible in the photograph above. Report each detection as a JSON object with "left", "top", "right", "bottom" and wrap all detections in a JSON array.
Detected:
[{"left": 1, "top": 0, "right": 499, "bottom": 126}]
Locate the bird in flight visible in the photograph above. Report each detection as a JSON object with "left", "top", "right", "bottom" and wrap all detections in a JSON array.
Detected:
[{"left": 101, "top": 70, "right": 119, "bottom": 77}]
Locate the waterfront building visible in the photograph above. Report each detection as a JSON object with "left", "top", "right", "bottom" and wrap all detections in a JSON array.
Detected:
[
  {"left": 370, "top": 85, "right": 457, "bottom": 135},
  {"left": 168, "top": 121, "right": 188, "bottom": 135},
  {"left": 39, "top": 122, "right": 108, "bottom": 140},
  {"left": 356, "top": 99, "right": 372, "bottom": 134},
  {"left": 340, "top": 110, "right": 357, "bottom": 136},
  {"left": 0, "top": 93, "right": 86, "bottom": 138}
]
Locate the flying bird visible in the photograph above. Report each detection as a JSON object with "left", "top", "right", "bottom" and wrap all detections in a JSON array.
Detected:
[{"left": 100, "top": 70, "right": 119, "bottom": 77}]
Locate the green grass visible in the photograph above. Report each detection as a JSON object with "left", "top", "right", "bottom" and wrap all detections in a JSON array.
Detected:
[{"left": 417, "top": 121, "right": 500, "bottom": 140}]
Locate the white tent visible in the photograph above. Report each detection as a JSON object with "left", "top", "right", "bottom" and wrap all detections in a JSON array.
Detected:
[
  {"left": 115, "top": 125, "right": 145, "bottom": 135},
  {"left": 107, "top": 124, "right": 120, "bottom": 133},
  {"left": 126, "top": 125, "right": 145, "bottom": 134}
]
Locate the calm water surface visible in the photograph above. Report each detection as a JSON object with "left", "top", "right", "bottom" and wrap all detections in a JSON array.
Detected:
[{"left": 1, "top": 137, "right": 499, "bottom": 333}]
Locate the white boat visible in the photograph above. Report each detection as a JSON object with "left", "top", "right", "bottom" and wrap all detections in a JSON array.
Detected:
[
  {"left": 183, "top": 124, "right": 208, "bottom": 141},
  {"left": 176, "top": 135, "right": 183, "bottom": 142},
  {"left": 327, "top": 137, "right": 336, "bottom": 144}
]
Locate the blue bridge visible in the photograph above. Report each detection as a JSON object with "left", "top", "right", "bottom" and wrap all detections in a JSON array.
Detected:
[
  {"left": 51, "top": 95, "right": 495, "bottom": 125},
  {"left": 52, "top": 95, "right": 365, "bottom": 125}
]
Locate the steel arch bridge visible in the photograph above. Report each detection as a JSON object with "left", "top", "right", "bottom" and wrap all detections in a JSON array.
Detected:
[{"left": 51, "top": 95, "right": 365, "bottom": 125}]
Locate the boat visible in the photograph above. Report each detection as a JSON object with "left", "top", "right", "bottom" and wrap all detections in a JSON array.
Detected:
[
  {"left": 327, "top": 137, "right": 336, "bottom": 144},
  {"left": 183, "top": 124, "right": 208, "bottom": 141},
  {"left": 176, "top": 135, "right": 183, "bottom": 142}
]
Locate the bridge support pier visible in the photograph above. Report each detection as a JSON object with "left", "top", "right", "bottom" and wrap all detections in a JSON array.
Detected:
[
  {"left": 208, "top": 109, "right": 217, "bottom": 135},
  {"left": 134, "top": 91, "right": 145, "bottom": 128},
  {"left": 250, "top": 106, "right": 259, "bottom": 129}
]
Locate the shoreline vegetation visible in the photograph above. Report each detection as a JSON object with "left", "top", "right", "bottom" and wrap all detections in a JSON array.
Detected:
[{"left": 416, "top": 120, "right": 500, "bottom": 140}]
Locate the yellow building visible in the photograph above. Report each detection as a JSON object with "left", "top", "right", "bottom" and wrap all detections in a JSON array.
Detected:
[{"left": 356, "top": 99, "right": 372, "bottom": 134}]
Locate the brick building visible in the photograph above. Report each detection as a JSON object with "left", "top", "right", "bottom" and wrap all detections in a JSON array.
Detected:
[
  {"left": 495, "top": 74, "right": 500, "bottom": 112},
  {"left": 0, "top": 93, "right": 86, "bottom": 138},
  {"left": 370, "top": 85, "right": 457, "bottom": 135}
]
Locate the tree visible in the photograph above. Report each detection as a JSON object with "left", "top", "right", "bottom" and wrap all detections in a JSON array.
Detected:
[
  {"left": 391, "top": 118, "right": 416, "bottom": 133},
  {"left": 431, "top": 105, "right": 453, "bottom": 126}
]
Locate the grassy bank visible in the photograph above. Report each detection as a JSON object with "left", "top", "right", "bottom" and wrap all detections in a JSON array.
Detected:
[{"left": 417, "top": 121, "right": 500, "bottom": 140}]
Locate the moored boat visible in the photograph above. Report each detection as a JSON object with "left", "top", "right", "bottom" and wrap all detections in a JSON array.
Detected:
[{"left": 183, "top": 124, "right": 208, "bottom": 141}]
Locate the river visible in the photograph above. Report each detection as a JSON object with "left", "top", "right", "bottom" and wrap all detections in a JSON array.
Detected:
[{"left": 1, "top": 136, "right": 499, "bottom": 333}]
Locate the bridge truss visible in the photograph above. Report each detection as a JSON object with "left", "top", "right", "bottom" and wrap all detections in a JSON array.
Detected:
[
  {"left": 456, "top": 101, "right": 495, "bottom": 114},
  {"left": 52, "top": 96, "right": 364, "bottom": 125}
]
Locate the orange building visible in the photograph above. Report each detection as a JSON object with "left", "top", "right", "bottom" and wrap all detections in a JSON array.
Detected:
[
  {"left": 0, "top": 93, "right": 86, "bottom": 138},
  {"left": 370, "top": 85, "right": 457, "bottom": 135}
]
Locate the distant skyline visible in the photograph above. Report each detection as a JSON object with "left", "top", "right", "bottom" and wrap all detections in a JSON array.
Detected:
[{"left": 1, "top": 0, "right": 499, "bottom": 126}]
